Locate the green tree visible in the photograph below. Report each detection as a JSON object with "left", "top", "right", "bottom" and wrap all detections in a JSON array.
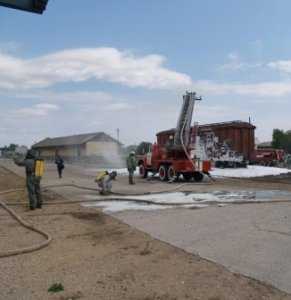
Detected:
[
  {"left": 272, "top": 129, "right": 291, "bottom": 153},
  {"left": 8, "top": 143, "right": 18, "bottom": 151},
  {"left": 272, "top": 129, "right": 285, "bottom": 149},
  {"left": 285, "top": 131, "right": 291, "bottom": 153}
]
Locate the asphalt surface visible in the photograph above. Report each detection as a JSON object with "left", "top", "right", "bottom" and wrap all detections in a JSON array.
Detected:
[
  {"left": 114, "top": 204, "right": 291, "bottom": 293},
  {"left": 2, "top": 159, "right": 291, "bottom": 293}
]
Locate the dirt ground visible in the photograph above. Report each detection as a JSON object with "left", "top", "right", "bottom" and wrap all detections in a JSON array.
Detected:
[{"left": 1, "top": 167, "right": 291, "bottom": 300}]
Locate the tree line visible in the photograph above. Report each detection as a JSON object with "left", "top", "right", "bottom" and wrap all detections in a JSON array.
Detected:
[{"left": 272, "top": 129, "right": 291, "bottom": 153}]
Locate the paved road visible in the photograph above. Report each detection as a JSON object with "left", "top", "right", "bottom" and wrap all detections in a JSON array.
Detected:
[
  {"left": 114, "top": 204, "right": 291, "bottom": 293},
  {"left": 2, "top": 159, "right": 291, "bottom": 293}
]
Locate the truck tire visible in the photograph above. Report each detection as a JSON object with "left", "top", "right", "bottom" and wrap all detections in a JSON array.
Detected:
[
  {"left": 159, "top": 165, "right": 168, "bottom": 181},
  {"left": 167, "top": 166, "right": 176, "bottom": 182},
  {"left": 193, "top": 171, "right": 204, "bottom": 182},
  {"left": 183, "top": 173, "right": 192, "bottom": 182},
  {"left": 139, "top": 164, "right": 148, "bottom": 178}
]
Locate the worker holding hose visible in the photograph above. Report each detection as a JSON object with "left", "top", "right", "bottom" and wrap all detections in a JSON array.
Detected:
[
  {"left": 126, "top": 151, "right": 137, "bottom": 185},
  {"left": 95, "top": 171, "right": 117, "bottom": 195},
  {"left": 13, "top": 149, "right": 43, "bottom": 210}
]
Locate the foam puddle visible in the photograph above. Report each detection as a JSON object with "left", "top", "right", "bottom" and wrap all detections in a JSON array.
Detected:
[{"left": 83, "top": 190, "right": 291, "bottom": 213}]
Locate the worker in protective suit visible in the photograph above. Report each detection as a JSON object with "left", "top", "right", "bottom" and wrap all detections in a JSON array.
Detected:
[
  {"left": 14, "top": 149, "right": 43, "bottom": 210},
  {"left": 95, "top": 171, "right": 117, "bottom": 195},
  {"left": 126, "top": 151, "right": 137, "bottom": 185}
]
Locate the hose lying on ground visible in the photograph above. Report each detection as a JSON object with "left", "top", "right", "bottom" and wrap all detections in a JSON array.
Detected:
[
  {"left": 0, "top": 191, "right": 52, "bottom": 258},
  {"left": 0, "top": 185, "right": 205, "bottom": 258},
  {"left": 4, "top": 196, "right": 291, "bottom": 207},
  {"left": 1, "top": 181, "right": 291, "bottom": 259},
  {"left": 43, "top": 181, "right": 212, "bottom": 196},
  {"left": 4, "top": 196, "right": 204, "bottom": 207},
  {"left": 2, "top": 185, "right": 291, "bottom": 208}
]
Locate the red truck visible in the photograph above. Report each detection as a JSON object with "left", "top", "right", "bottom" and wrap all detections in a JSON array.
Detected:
[
  {"left": 136, "top": 92, "right": 211, "bottom": 182},
  {"left": 252, "top": 148, "right": 285, "bottom": 166}
]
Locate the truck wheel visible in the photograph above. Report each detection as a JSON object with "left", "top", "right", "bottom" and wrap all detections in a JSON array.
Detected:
[
  {"left": 139, "top": 164, "right": 148, "bottom": 178},
  {"left": 193, "top": 172, "right": 204, "bottom": 182},
  {"left": 159, "top": 165, "right": 168, "bottom": 181},
  {"left": 183, "top": 173, "right": 192, "bottom": 182},
  {"left": 167, "top": 166, "right": 176, "bottom": 182}
]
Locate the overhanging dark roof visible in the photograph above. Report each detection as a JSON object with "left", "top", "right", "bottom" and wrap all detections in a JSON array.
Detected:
[{"left": 32, "top": 132, "right": 121, "bottom": 148}]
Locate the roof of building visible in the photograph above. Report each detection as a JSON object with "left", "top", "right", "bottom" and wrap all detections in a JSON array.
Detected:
[
  {"left": 157, "top": 120, "right": 256, "bottom": 136},
  {"left": 198, "top": 120, "right": 256, "bottom": 130},
  {"left": 32, "top": 132, "right": 121, "bottom": 148}
]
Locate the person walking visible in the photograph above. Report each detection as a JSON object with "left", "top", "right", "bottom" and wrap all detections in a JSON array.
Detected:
[
  {"left": 126, "top": 151, "right": 137, "bottom": 185},
  {"left": 55, "top": 153, "right": 65, "bottom": 178},
  {"left": 14, "top": 149, "right": 43, "bottom": 210}
]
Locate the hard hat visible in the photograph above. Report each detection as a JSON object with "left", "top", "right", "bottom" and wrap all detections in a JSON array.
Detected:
[{"left": 130, "top": 151, "right": 135, "bottom": 155}]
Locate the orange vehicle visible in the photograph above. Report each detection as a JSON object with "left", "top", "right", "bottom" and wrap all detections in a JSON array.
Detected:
[{"left": 137, "top": 92, "right": 211, "bottom": 182}]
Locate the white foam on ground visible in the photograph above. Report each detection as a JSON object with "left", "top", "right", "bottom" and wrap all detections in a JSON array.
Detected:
[
  {"left": 85, "top": 165, "right": 290, "bottom": 179},
  {"left": 83, "top": 190, "right": 291, "bottom": 212},
  {"left": 83, "top": 201, "right": 173, "bottom": 213},
  {"left": 211, "top": 165, "right": 290, "bottom": 178}
]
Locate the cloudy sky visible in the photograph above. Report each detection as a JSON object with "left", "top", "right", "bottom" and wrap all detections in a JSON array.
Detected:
[{"left": 1, "top": 0, "right": 291, "bottom": 146}]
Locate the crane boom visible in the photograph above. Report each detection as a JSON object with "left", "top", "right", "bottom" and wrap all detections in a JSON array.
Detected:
[{"left": 174, "top": 91, "right": 201, "bottom": 147}]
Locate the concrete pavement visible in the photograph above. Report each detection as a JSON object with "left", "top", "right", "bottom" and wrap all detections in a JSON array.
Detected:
[{"left": 114, "top": 204, "right": 291, "bottom": 293}]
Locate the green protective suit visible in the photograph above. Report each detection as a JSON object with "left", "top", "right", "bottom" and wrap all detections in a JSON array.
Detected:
[
  {"left": 126, "top": 154, "right": 137, "bottom": 184},
  {"left": 14, "top": 155, "right": 42, "bottom": 209}
]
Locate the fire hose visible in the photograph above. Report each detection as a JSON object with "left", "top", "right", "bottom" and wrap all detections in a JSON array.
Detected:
[
  {"left": 0, "top": 182, "right": 211, "bottom": 258},
  {"left": 0, "top": 190, "right": 52, "bottom": 258},
  {"left": 1, "top": 181, "right": 291, "bottom": 259}
]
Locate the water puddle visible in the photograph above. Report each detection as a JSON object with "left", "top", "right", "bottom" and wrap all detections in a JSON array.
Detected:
[{"left": 83, "top": 190, "right": 291, "bottom": 213}]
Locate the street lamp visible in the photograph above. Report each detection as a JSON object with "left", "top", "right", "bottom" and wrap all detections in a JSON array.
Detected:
[{"left": 0, "top": 0, "right": 49, "bottom": 14}]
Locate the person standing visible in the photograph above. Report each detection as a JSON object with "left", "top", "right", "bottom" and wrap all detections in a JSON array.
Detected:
[
  {"left": 55, "top": 153, "right": 65, "bottom": 178},
  {"left": 126, "top": 151, "right": 137, "bottom": 185},
  {"left": 14, "top": 149, "right": 42, "bottom": 210}
]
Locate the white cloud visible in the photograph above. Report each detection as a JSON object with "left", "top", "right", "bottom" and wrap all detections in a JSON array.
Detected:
[
  {"left": 15, "top": 103, "right": 59, "bottom": 117},
  {"left": 7, "top": 90, "right": 114, "bottom": 104},
  {"left": 268, "top": 60, "right": 291, "bottom": 74},
  {"left": 2, "top": 89, "right": 134, "bottom": 113},
  {"left": 1, "top": 46, "right": 291, "bottom": 98},
  {"left": 103, "top": 102, "right": 133, "bottom": 111},
  {"left": 218, "top": 52, "right": 262, "bottom": 71},
  {"left": 0, "top": 48, "right": 192, "bottom": 90}
]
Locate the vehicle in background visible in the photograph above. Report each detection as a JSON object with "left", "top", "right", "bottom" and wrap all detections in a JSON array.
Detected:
[
  {"left": 137, "top": 92, "right": 211, "bottom": 182},
  {"left": 251, "top": 148, "right": 285, "bottom": 166}
]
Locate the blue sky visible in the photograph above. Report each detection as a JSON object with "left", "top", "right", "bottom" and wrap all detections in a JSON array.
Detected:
[{"left": 1, "top": 0, "right": 291, "bottom": 146}]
